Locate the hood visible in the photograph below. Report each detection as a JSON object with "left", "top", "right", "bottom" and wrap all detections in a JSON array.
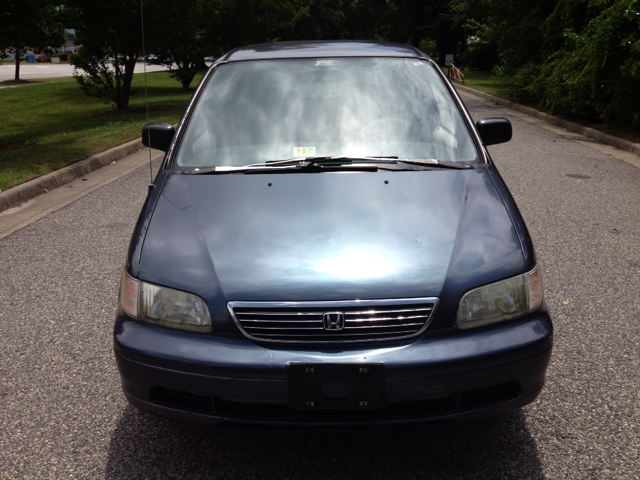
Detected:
[{"left": 137, "top": 169, "right": 524, "bottom": 329}]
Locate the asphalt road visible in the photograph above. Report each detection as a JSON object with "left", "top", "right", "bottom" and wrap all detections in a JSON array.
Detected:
[
  {"left": 0, "top": 63, "right": 168, "bottom": 82},
  {"left": 1, "top": 93, "right": 639, "bottom": 479}
]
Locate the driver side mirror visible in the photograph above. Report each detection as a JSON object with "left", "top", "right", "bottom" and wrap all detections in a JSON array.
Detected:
[
  {"left": 475, "top": 118, "right": 512, "bottom": 146},
  {"left": 142, "top": 123, "right": 175, "bottom": 152}
]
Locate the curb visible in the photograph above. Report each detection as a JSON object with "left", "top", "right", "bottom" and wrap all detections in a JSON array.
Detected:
[
  {"left": 0, "top": 137, "right": 144, "bottom": 214},
  {"left": 454, "top": 84, "right": 640, "bottom": 156}
]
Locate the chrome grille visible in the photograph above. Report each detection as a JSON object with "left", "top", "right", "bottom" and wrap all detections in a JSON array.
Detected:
[{"left": 228, "top": 298, "right": 438, "bottom": 343}]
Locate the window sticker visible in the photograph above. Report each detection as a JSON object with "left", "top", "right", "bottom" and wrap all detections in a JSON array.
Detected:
[
  {"left": 293, "top": 147, "right": 316, "bottom": 158},
  {"left": 315, "top": 60, "right": 334, "bottom": 67}
]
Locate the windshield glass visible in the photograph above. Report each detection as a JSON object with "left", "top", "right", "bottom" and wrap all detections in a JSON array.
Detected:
[{"left": 174, "top": 58, "right": 479, "bottom": 168}]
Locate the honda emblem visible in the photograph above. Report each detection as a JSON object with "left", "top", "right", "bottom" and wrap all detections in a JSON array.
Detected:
[{"left": 322, "top": 312, "right": 345, "bottom": 331}]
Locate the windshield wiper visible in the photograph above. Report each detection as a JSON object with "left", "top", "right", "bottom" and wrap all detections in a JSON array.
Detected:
[
  {"left": 263, "top": 156, "right": 399, "bottom": 167},
  {"left": 180, "top": 156, "right": 473, "bottom": 174},
  {"left": 392, "top": 159, "right": 474, "bottom": 170},
  {"left": 273, "top": 156, "right": 473, "bottom": 170},
  {"left": 181, "top": 157, "right": 395, "bottom": 174},
  {"left": 178, "top": 164, "right": 302, "bottom": 174}
]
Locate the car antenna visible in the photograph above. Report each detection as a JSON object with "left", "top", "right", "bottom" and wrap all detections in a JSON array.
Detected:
[{"left": 140, "top": 0, "right": 154, "bottom": 188}]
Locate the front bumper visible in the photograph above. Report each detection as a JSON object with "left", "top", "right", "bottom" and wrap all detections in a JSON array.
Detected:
[{"left": 114, "top": 310, "right": 552, "bottom": 426}]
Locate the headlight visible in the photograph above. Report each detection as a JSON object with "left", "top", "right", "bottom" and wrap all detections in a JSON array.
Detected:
[
  {"left": 456, "top": 265, "right": 543, "bottom": 329},
  {"left": 119, "top": 270, "right": 212, "bottom": 332}
]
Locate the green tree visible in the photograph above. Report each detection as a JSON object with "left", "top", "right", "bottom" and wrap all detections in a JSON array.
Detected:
[
  {"left": 287, "top": 0, "right": 347, "bottom": 40},
  {"left": 200, "top": 0, "right": 309, "bottom": 53},
  {"left": 532, "top": 0, "right": 640, "bottom": 125},
  {"left": 343, "top": 0, "right": 395, "bottom": 40},
  {"left": 67, "top": 0, "right": 145, "bottom": 109},
  {"left": 146, "top": 0, "right": 209, "bottom": 90},
  {"left": 0, "top": 0, "right": 64, "bottom": 80}
]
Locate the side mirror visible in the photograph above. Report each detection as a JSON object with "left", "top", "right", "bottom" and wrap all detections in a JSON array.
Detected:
[
  {"left": 475, "top": 118, "right": 512, "bottom": 146},
  {"left": 142, "top": 123, "right": 175, "bottom": 152}
]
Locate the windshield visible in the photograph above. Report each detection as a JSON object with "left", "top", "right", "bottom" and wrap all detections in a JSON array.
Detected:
[{"left": 174, "top": 58, "right": 479, "bottom": 168}]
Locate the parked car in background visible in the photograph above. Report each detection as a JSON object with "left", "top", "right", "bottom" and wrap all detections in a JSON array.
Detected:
[{"left": 114, "top": 41, "right": 553, "bottom": 426}]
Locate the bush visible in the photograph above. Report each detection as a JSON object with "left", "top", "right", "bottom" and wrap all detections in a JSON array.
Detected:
[
  {"left": 70, "top": 49, "right": 137, "bottom": 109},
  {"left": 494, "top": 62, "right": 542, "bottom": 105}
]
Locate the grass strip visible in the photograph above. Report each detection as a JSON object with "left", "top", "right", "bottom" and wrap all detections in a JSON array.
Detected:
[
  {"left": 451, "top": 70, "right": 640, "bottom": 144},
  {"left": 0, "top": 71, "right": 203, "bottom": 192},
  {"left": 449, "top": 70, "right": 511, "bottom": 99}
]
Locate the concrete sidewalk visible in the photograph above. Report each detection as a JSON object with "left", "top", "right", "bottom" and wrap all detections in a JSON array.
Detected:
[{"left": 0, "top": 146, "right": 162, "bottom": 238}]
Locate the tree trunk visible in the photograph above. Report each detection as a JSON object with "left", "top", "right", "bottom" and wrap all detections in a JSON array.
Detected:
[
  {"left": 14, "top": 48, "right": 21, "bottom": 81},
  {"left": 117, "top": 54, "right": 138, "bottom": 110}
]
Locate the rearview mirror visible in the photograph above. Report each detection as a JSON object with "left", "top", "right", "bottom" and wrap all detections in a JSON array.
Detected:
[
  {"left": 475, "top": 118, "right": 512, "bottom": 146},
  {"left": 142, "top": 123, "right": 175, "bottom": 152}
]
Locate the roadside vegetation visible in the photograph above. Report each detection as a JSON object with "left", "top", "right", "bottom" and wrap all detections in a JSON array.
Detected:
[
  {"left": 0, "top": 0, "right": 64, "bottom": 81},
  {"left": 0, "top": 71, "right": 202, "bottom": 192},
  {"left": 1, "top": 0, "right": 638, "bottom": 192},
  {"left": 450, "top": 71, "right": 640, "bottom": 144},
  {"left": 470, "top": 0, "right": 640, "bottom": 133},
  {"left": 449, "top": 71, "right": 511, "bottom": 99}
]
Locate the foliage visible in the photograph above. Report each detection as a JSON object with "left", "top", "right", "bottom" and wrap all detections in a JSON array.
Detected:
[
  {"left": 67, "top": 0, "right": 145, "bottom": 110},
  {"left": 145, "top": 0, "right": 209, "bottom": 90},
  {"left": 463, "top": 18, "right": 499, "bottom": 70},
  {"left": 0, "top": 0, "right": 65, "bottom": 80},
  {"left": 200, "top": 0, "right": 309, "bottom": 52},
  {"left": 457, "top": 0, "right": 640, "bottom": 128},
  {"left": 343, "top": 0, "right": 394, "bottom": 40},
  {"left": 387, "top": 0, "right": 464, "bottom": 62},
  {"left": 71, "top": 50, "right": 126, "bottom": 108},
  {"left": 31, "top": 0, "right": 640, "bottom": 130},
  {"left": 494, "top": 61, "right": 542, "bottom": 104},
  {"left": 518, "top": 0, "right": 639, "bottom": 125},
  {"left": 287, "top": 0, "right": 348, "bottom": 40}
]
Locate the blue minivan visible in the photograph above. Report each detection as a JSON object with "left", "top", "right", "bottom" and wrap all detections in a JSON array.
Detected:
[{"left": 114, "top": 41, "right": 552, "bottom": 426}]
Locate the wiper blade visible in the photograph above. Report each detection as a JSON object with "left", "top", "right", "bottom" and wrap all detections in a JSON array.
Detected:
[
  {"left": 265, "top": 156, "right": 472, "bottom": 170},
  {"left": 296, "top": 156, "right": 473, "bottom": 170},
  {"left": 181, "top": 157, "right": 369, "bottom": 172},
  {"left": 262, "top": 156, "right": 399, "bottom": 167},
  {"left": 306, "top": 156, "right": 399, "bottom": 163},
  {"left": 393, "top": 159, "right": 474, "bottom": 170},
  {"left": 180, "top": 157, "right": 473, "bottom": 174},
  {"left": 180, "top": 164, "right": 303, "bottom": 174}
]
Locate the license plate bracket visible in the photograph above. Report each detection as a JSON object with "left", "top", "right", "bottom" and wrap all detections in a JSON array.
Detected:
[{"left": 287, "top": 363, "right": 386, "bottom": 410}]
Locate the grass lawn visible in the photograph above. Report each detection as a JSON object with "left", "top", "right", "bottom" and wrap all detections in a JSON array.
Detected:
[
  {"left": 449, "top": 70, "right": 510, "bottom": 99},
  {"left": 0, "top": 71, "right": 203, "bottom": 192}
]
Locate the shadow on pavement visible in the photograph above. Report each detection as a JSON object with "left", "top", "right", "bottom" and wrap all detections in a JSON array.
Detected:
[{"left": 105, "top": 405, "right": 544, "bottom": 479}]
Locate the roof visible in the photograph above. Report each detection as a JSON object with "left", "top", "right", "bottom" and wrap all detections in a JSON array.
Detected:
[{"left": 220, "top": 41, "right": 427, "bottom": 63}]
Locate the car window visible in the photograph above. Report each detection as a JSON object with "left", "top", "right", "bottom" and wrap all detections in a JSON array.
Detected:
[{"left": 174, "top": 58, "right": 478, "bottom": 167}]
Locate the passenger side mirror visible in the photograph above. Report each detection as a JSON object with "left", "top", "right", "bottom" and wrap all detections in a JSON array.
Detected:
[
  {"left": 142, "top": 123, "right": 175, "bottom": 152},
  {"left": 475, "top": 118, "right": 512, "bottom": 146}
]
